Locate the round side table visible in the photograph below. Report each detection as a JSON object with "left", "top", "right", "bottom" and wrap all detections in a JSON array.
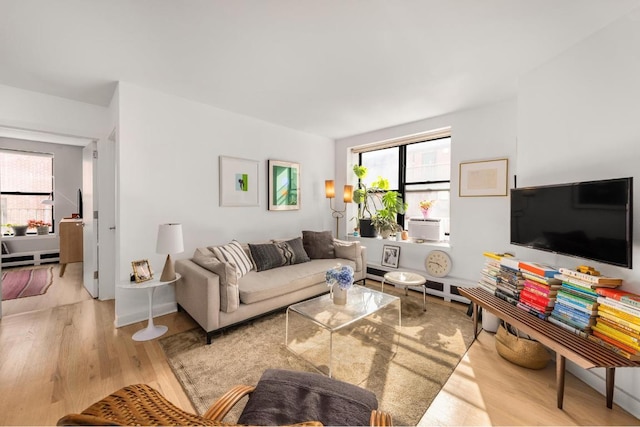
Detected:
[
  {"left": 381, "top": 271, "right": 427, "bottom": 311},
  {"left": 118, "top": 273, "right": 181, "bottom": 341}
]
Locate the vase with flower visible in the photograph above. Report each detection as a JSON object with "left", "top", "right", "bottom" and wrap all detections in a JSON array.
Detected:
[
  {"left": 419, "top": 200, "right": 436, "bottom": 218},
  {"left": 28, "top": 219, "right": 51, "bottom": 235},
  {"left": 326, "top": 264, "right": 354, "bottom": 305}
]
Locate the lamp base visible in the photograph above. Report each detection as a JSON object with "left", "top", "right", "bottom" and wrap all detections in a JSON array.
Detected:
[{"left": 160, "top": 254, "right": 176, "bottom": 282}]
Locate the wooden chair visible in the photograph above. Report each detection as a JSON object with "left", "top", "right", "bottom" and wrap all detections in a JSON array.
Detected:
[{"left": 57, "top": 382, "right": 393, "bottom": 426}]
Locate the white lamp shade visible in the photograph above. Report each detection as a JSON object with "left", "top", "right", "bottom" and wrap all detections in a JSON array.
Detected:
[{"left": 156, "top": 223, "right": 184, "bottom": 254}]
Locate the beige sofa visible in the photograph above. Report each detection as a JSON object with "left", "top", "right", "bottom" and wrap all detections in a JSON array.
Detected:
[{"left": 175, "top": 233, "right": 367, "bottom": 344}]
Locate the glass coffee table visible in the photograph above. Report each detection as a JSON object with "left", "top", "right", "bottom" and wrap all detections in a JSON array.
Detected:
[{"left": 285, "top": 284, "right": 401, "bottom": 377}]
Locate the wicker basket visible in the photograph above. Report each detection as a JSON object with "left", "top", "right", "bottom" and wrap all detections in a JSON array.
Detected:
[{"left": 495, "top": 323, "right": 550, "bottom": 370}]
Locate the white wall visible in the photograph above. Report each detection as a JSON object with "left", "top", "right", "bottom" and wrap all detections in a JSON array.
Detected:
[
  {"left": 336, "top": 99, "right": 518, "bottom": 283},
  {"left": 516, "top": 6, "right": 640, "bottom": 417},
  {"left": 115, "top": 82, "right": 335, "bottom": 326}
]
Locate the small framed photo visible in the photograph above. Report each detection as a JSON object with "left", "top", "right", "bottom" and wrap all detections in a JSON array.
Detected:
[
  {"left": 381, "top": 245, "right": 400, "bottom": 268},
  {"left": 132, "top": 259, "right": 153, "bottom": 283}
]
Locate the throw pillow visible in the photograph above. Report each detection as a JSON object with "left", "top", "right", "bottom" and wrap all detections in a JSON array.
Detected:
[
  {"left": 302, "top": 230, "right": 335, "bottom": 259},
  {"left": 211, "top": 240, "right": 253, "bottom": 278},
  {"left": 273, "top": 237, "right": 310, "bottom": 265},
  {"left": 333, "top": 239, "right": 362, "bottom": 272},
  {"left": 192, "top": 249, "right": 240, "bottom": 312},
  {"left": 248, "top": 243, "right": 286, "bottom": 272}
]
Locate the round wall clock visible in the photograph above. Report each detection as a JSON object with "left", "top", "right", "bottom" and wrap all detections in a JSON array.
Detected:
[{"left": 425, "top": 250, "right": 452, "bottom": 278}]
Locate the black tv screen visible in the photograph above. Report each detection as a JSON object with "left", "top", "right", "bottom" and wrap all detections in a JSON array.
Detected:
[{"left": 510, "top": 177, "right": 633, "bottom": 268}]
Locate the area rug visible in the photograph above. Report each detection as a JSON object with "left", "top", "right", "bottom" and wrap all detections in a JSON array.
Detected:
[
  {"left": 160, "top": 286, "right": 474, "bottom": 426},
  {"left": 1, "top": 266, "right": 54, "bottom": 300}
]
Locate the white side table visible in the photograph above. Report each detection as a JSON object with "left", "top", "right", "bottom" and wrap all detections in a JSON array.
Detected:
[
  {"left": 118, "top": 273, "right": 181, "bottom": 341},
  {"left": 381, "top": 271, "right": 427, "bottom": 311}
]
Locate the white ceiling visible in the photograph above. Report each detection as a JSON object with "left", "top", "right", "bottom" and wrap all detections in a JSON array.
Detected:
[{"left": 1, "top": 0, "right": 638, "bottom": 139}]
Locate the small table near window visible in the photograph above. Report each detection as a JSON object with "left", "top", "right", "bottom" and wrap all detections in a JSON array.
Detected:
[
  {"left": 118, "top": 273, "right": 181, "bottom": 341},
  {"left": 382, "top": 271, "right": 427, "bottom": 311}
]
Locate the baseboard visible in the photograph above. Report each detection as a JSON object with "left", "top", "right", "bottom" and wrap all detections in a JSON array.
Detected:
[{"left": 114, "top": 302, "right": 177, "bottom": 328}]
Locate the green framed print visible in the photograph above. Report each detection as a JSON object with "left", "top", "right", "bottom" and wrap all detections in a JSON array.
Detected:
[
  {"left": 268, "top": 159, "right": 300, "bottom": 211},
  {"left": 219, "top": 156, "right": 260, "bottom": 206}
]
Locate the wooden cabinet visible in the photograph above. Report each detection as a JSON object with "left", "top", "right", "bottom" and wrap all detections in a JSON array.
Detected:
[{"left": 59, "top": 218, "right": 83, "bottom": 276}]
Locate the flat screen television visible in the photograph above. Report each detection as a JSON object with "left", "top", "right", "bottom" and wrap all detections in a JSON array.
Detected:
[{"left": 510, "top": 177, "right": 633, "bottom": 269}]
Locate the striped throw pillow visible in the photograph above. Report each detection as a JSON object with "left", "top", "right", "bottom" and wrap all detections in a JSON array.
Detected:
[{"left": 211, "top": 240, "right": 253, "bottom": 278}]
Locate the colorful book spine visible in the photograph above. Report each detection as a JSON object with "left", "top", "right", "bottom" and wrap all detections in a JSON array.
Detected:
[
  {"left": 554, "top": 297, "right": 597, "bottom": 314},
  {"left": 598, "top": 310, "right": 640, "bottom": 333},
  {"left": 596, "top": 288, "right": 640, "bottom": 309},
  {"left": 588, "top": 334, "right": 640, "bottom": 361},
  {"left": 516, "top": 302, "right": 549, "bottom": 319},
  {"left": 519, "top": 262, "right": 558, "bottom": 278},
  {"left": 548, "top": 316, "right": 589, "bottom": 338},
  {"left": 558, "top": 268, "right": 623, "bottom": 286},
  {"left": 560, "top": 282, "right": 598, "bottom": 299},
  {"left": 598, "top": 304, "right": 640, "bottom": 326},
  {"left": 520, "top": 289, "right": 554, "bottom": 308},
  {"left": 524, "top": 280, "right": 556, "bottom": 296},
  {"left": 553, "top": 304, "right": 593, "bottom": 324},
  {"left": 593, "top": 323, "right": 640, "bottom": 351},
  {"left": 556, "top": 293, "right": 598, "bottom": 311},
  {"left": 597, "top": 317, "right": 640, "bottom": 340},
  {"left": 597, "top": 297, "right": 640, "bottom": 318},
  {"left": 522, "top": 272, "right": 561, "bottom": 286}
]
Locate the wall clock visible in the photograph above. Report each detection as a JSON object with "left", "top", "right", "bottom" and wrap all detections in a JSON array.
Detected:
[{"left": 425, "top": 250, "right": 452, "bottom": 278}]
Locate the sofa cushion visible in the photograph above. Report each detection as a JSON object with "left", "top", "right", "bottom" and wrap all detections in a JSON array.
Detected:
[
  {"left": 333, "top": 239, "right": 362, "bottom": 272},
  {"left": 302, "top": 230, "right": 335, "bottom": 259},
  {"left": 239, "top": 258, "right": 355, "bottom": 304},
  {"left": 192, "top": 248, "right": 240, "bottom": 313},
  {"left": 249, "top": 243, "right": 286, "bottom": 272},
  {"left": 274, "top": 237, "right": 310, "bottom": 265},
  {"left": 211, "top": 240, "right": 253, "bottom": 278}
]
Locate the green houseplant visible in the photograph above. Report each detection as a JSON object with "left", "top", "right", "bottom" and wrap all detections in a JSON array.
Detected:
[
  {"left": 352, "top": 165, "right": 407, "bottom": 238},
  {"left": 371, "top": 190, "right": 407, "bottom": 238}
]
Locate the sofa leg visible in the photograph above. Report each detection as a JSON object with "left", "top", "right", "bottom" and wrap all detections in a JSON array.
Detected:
[{"left": 206, "top": 331, "right": 213, "bottom": 345}]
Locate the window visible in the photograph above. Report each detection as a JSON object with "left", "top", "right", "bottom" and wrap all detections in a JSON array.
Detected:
[
  {"left": 356, "top": 133, "right": 451, "bottom": 235},
  {"left": 0, "top": 150, "right": 53, "bottom": 235}
]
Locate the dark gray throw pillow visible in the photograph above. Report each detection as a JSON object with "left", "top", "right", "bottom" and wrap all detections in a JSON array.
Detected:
[
  {"left": 237, "top": 368, "right": 378, "bottom": 426},
  {"left": 274, "top": 237, "right": 310, "bottom": 265},
  {"left": 302, "top": 230, "right": 335, "bottom": 259},
  {"left": 248, "top": 243, "right": 286, "bottom": 272}
]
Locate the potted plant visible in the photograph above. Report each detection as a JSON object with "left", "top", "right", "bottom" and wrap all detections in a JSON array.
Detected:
[
  {"left": 371, "top": 190, "right": 408, "bottom": 238},
  {"left": 10, "top": 224, "right": 28, "bottom": 236},
  {"left": 28, "top": 219, "right": 51, "bottom": 235},
  {"left": 352, "top": 165, "right": 407, "bottom": 238}
]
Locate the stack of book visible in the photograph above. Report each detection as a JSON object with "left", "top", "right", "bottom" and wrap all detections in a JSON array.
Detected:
[
  {"left": 517, "top": 262, "right": 559, "bottom": 319},
  {"left": 549, "top": 268, "right": 609, "bottom": 337},
  {"left": 479, "top": 252, "right": 501, "bottom": 294},
  {"left": 591, "top": 288, "right": 640, "bottom": 360},
  {"left": 495, "top": 257, "right": 523, "bottom": 305}
]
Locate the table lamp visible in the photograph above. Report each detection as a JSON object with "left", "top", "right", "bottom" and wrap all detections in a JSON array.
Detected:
[{"left": 156, "top": 223, "right": 184, "bottom": 281}]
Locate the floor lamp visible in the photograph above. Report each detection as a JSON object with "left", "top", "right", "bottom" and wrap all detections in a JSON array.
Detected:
[{"left": 325, "top": 180, "right": 353, "bottom": 238}]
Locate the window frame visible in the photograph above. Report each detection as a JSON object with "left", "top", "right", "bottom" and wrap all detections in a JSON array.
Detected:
[
  {"left": 357, "top": 134, "right": 451, "bottom": 233},
  {"left": 0, "top": 149, "right": 55, "bottom": 235}
]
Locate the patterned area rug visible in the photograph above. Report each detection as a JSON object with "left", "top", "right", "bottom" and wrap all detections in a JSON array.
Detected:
[
  {"left": 1, "top": 266, "right": 54, "bottom": 300},
  {"left": 160, "top": 285, "right": 474, "bottom": 426}
]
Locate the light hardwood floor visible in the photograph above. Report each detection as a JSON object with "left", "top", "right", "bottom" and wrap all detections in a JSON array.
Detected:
[{"left": 0, "top": 274, "right": 638, "bottom": 426}]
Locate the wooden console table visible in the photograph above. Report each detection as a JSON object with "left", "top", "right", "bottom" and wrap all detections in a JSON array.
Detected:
[
  {"left": 59, "top": 218, "right": 83, "bottom": 277},
  {"left": 459, "top": 287, "right": 640, "bottom": 410}
]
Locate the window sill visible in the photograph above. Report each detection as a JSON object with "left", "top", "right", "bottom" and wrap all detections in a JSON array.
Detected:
[
  {"left": 2, "top": 234, "right": 57, "bottom": 240},
  {"left": 345, "top": 235, "right": 450, "bottom": 248}
]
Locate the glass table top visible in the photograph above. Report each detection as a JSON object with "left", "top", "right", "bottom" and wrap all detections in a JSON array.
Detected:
[{"left": 287, "top": 284, "right": 400, "bottom": 332}]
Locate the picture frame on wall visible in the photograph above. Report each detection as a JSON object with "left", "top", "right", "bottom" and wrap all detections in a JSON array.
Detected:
[
  {"left": 132, "top": 259, "right": 153, "bottom": 283},
  {"left": 268, "top": 159, "right": 300, "bottom": 211},
  {"left": 381, "top": 244, "right": 400, "bottom": 268},
  {"left": 219, "top": 156, "right": 260, "bottom": 206},
  {"left": 459, "top": 158, "right": 508, "bottom": 197}
]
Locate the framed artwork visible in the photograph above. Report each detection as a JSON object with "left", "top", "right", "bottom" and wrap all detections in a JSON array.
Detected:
[
  {"left": 459, "top": 158, "right": 508, "bottom": 197},
  {"left": 219, "top": 156, "right": 260, "bottom": 206},
  {"left": 268, "top": 159, "right": 300, "bottom": 211},
  {"left": 381, "top": 244, "right": 400, "bottom": 268},
  {"left": 132, "top": 259, "right": 153, "bottom": 283}
]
